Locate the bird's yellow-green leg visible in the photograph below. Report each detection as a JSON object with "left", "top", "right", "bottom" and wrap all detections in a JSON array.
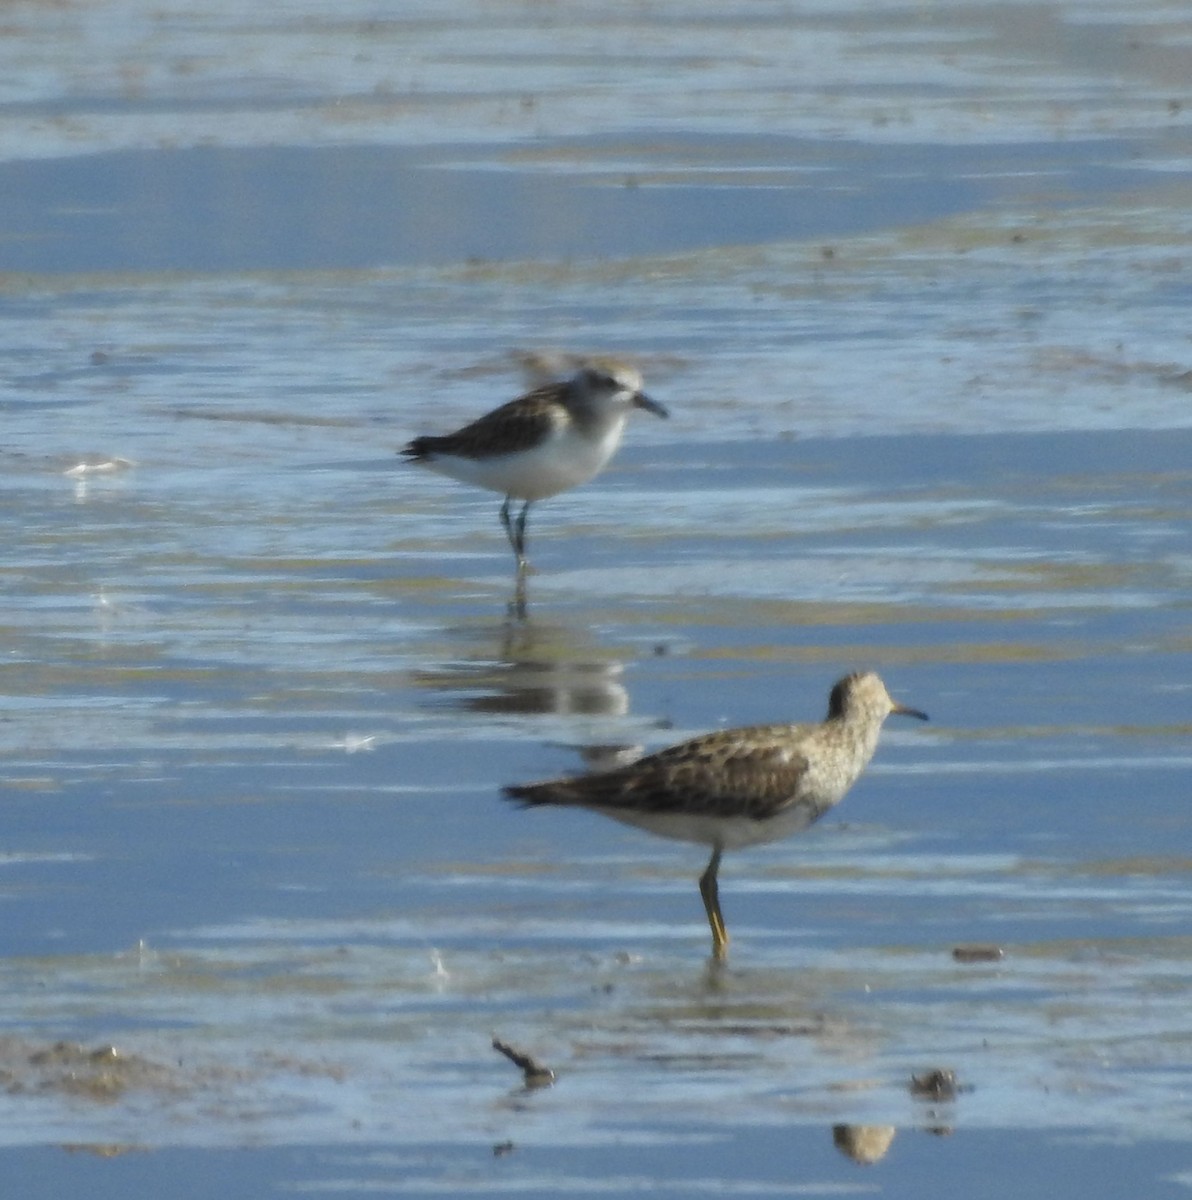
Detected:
[{"left": 699, "top": 846, "right": 729, "bottom": 961}]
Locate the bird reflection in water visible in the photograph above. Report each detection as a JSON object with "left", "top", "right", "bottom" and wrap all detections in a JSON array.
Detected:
[
  {"left": 832, "top": 1124, "right": 896, "bottom": 1165},
  {"left": 411, "top": 614, "right": 644, "bottom": 760}
]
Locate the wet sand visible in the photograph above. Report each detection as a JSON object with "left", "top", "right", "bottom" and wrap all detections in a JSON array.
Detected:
[{"left": 2, "top": 1, "right": 1192, "bottom": 1196}]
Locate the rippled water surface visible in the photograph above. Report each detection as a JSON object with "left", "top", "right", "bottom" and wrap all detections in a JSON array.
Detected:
[{"left": 2, "top": 1, "right": 1192, "bottom": 1196}]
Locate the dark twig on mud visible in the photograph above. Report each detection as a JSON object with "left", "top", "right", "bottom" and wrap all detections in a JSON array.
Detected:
[{"left": 492, "top": 1037, "right": 555, "bottom": 1087}]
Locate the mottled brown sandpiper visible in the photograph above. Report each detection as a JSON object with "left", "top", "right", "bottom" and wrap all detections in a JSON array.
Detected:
[{"left": 504, "top": 671, "right": 928, "bottom": 961}]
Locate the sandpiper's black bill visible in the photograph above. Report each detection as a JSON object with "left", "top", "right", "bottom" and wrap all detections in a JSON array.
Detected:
[
  {"left": 892, "top": 702, "right": 930, "bottom": 721},
  {"left": 634, "top": 392, "right": 669, "bottom": 418}
]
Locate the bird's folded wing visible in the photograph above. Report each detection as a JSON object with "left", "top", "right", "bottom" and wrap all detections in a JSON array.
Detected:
[
  {"left": 612, "top": 740, "right": 810, "bottom": 821},
  {"left": 511, "top": 728, "right": 812, "bottom": 822},
  {"left": 424, "top": 387, "right": 569, "bottom": 459}
]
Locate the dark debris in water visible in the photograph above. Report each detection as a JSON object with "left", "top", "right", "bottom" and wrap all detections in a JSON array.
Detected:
[
  {"left": 492, "top": 1037, "right": 555, "bottom": 1088},
  {"left": 951, "top": 944, "right": 1005, "bottom": 963},
  {"left": 910, "top": 1068, "right": 961, "bottom": 1102}
]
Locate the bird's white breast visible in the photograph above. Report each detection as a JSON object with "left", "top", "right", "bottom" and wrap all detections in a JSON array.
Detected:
[
  {"left": 424, "top": 416, "right": 628, "bottom": 501},
  {"left": 593, "top": 801, "right": 822, "bottom": 851}
]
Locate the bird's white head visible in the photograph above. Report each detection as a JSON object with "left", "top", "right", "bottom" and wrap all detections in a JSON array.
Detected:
[
  {"left": 827, "top": 671, "right": 929, "bottom": 724},
  {"left": 574, "top": 363, "right": 668, "bottom": 419}
]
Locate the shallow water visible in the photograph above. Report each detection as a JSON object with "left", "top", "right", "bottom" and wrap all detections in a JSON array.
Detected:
[{"left": 2, "top": 0, "right": 1192, "bottom": 1196}]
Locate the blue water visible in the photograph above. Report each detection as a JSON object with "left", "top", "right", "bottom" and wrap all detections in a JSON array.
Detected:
[
  {"left": 0, "top": 135, "right": 1148, "bottom": 273},
  {"left": 3, "top": 0, "right": 1192, "bottom": 1195}
]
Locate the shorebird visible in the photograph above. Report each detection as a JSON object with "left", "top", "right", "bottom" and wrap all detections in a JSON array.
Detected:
[
  {"left": 503, "top": 671, "right": 928, "bottom": 962},
  {"left": 400, "top": 363, "right": 667, "bottom": 573}
]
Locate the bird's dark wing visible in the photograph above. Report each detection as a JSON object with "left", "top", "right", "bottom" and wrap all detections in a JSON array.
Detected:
[
  {"left": 505, "top": 724, "right": 812, "bottom": 823},
  {"left": 401, "top": 384, "right": 569, "bottom": 461}
]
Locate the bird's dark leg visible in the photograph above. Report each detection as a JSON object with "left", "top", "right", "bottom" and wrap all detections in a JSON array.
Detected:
[
  {"left": 499, "top": 496, "right": 516, "bottom": 553},
  {"left": 514, "top": 501, "right": 531, "bottom": 569},
  {"left": 699, "top": 845, "right": 729, "bottom": 962},
  {"left": 500, "top": 497, "right": 524, "bottom": 569},
  {"left": 499, "top": 497, "right": 531, "bottom": 573},
  {"left": 499, "top": 498, "right": 532, "bottom": 618}
]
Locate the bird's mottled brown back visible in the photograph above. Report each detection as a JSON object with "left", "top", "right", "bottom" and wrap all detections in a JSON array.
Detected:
[
  {"left": 506, "top": 723, "right": 818, "bottom": 823},
  {"left": 402, "top": 384, "right": 570, "bottom": 461}
]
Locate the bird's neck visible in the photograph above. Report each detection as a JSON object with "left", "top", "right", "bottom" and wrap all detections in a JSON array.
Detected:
[
  {"left": 569, "top": 400, "right": 625, "bottom": 437},
  {"left": 836, "top": 708, "right": 884, "bottom": 762}
]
